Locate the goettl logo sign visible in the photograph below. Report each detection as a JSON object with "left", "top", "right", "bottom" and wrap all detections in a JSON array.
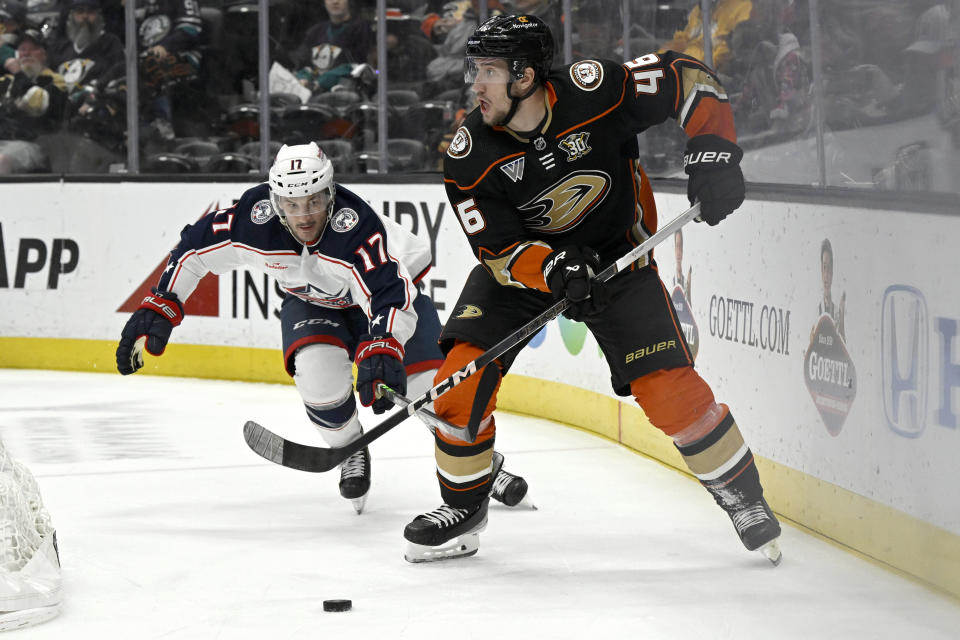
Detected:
[{"left": 803, "top": 315, "right": 857, "bottom": 436}]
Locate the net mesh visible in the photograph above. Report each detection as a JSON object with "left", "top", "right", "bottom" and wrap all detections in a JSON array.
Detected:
[{"left": 0, "top": 441, "right": 54, "bottom": 573}]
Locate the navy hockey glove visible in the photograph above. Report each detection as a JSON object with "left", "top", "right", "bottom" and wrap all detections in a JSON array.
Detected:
[
  {"left": 355, "top": 333, "right": 406, "bottom": 414},
  {"left": 684, "top": 134, "right": 745, "bottom": 226},
  {"left": 542, "top": 246, "right": 609, "bottom": 322},
  {"left": 116, "top": 289, "right": 184, "bottom": 375}
]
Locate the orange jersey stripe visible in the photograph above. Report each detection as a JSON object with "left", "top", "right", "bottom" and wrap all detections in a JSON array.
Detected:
[
  {"left": 554, "top": 71, "right": 628, "bottom": 139},
  {"left": 444, "top": 151, "right": 525, "bottom": 191},
  {"left": 683, "top": 95, "right": 736, "bottom": 142},
  {"left": 511, "top": 243, "right": 552, "bottom": 291}
]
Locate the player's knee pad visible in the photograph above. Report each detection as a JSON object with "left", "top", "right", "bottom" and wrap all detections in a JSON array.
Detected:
[
  {"left": 292, "top": 344, "right": 361, "bottom": 446},
  {"left": 630, "top": 366, "right": 716, "bottom": 437},
  {"left": 432, "top": 341, "right": 500, "bottom": 444}
]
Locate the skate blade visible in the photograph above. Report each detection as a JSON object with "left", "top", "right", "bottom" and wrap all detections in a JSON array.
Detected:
[
  {"left": 758, "top": 538, "right": 782, "bottom": 566},
  {"left": 350, "top": 494, "right": 368, "bottom": 515},
  {"left": 404, "top": 532, "right": 480, "bottom": 563}
]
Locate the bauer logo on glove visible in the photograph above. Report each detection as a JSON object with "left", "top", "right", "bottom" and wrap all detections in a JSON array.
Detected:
[{"left": 683, "top": 134, "right": 745, "bottom": 227}]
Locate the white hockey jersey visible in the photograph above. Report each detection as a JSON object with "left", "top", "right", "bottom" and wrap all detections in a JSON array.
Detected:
[{"left": 156, "top": 183, "right": 432, "bottom": 345}]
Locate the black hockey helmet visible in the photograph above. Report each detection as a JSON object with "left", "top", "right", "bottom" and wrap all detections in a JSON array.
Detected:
[{"left": 464, "top": 14, "right": 554, "bottom": 85}]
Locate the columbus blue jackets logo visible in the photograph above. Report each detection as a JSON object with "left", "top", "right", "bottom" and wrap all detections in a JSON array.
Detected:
[
  {"left": 330, "top": 208, "right": 359, "bottom": 232},
  {"left": 570, "top": 60, "right": 603, "bottom": 91},
  {"left": 250, "top": 199, "right": 274, "bottom": 224},
  {"left": 448, "top": 127, "right": 472, "bottom": 159}
]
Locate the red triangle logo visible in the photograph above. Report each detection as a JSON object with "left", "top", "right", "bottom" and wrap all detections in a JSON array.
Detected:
[{"left": 117, "top": 202, "right": 221, "bottom": 317}]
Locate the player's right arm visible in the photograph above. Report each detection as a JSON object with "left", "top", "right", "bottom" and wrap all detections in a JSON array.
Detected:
[
  {"left": 443, "top": 164, "right": 604, "bottom": 315},
  {"left": 443, "top": 178, "right": 553, "bottom": 293},
  {"left": 116, "top": 198, "right": 251, "bottom": 375}
]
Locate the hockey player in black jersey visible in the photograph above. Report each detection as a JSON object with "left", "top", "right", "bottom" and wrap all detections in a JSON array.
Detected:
[
  {"left": 403, "top": 15, "right": 782, "bottom": 564},
  {"left": 115, "top": 142, "right": 530, "bottom": 515}
]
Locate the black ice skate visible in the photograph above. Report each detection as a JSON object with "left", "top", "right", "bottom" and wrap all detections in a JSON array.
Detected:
[
  {"left": 490, "top": 451, "right": 534, "bottom": 508},
  {"left": 339, "top": 446, "right": 370, "bottom": 514},
  {"left": 403, "top": 499, "right": 488, "bottom": 563},
  {"left": 724, "top": 497, "right": 782, "bottom": 565}
]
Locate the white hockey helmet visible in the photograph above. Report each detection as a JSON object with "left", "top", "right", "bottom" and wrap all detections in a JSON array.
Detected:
[{"left": 268, "top": 142, "right": 336, "bottom": 221}]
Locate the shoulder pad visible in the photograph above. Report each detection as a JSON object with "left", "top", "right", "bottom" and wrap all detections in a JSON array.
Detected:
[
  {"left": 444, "top": 110, "right": 501, "bottom": 189},
  {"left": 553, "top": 58, "right": 628, "bottom": 93}
]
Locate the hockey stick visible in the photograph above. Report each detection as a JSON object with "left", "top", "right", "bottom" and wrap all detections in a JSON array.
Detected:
[
  {"left": 243, "top": 202, "right": 701, "bottom": 473},
  {"left": 376, "top": 384, "right": 464, "bottom": 436}
]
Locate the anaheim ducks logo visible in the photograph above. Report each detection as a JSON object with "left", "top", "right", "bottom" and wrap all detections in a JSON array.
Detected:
[
  {"left": 447, "top": 126, "right": 472, "bottom": 159},
  {"left": 58, "top": 58, "right": 97, "bottom": 90},
  {"left": 570, "top": 60, "right": 603, "bottom": 91},
  {"left": 517, "top": 171, "right": 611, "bottom": 233},
  {"left": 453, "top": 304, "right": 484, "bottom": 319}
]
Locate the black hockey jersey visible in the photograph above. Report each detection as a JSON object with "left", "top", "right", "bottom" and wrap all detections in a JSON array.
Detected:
[
  {"left": 442, "top": 52, "right": 735, "bottom": 293},
  {"left": 139, "top": 0, "right": 203, "bottom": 52},
  {"left": 156, "top": 184, "right": 432, "bottom": 345}
]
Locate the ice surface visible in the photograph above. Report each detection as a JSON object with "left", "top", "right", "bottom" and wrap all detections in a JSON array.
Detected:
[{"left": 1, "top": 370, "right": 958, "bottom": 639}]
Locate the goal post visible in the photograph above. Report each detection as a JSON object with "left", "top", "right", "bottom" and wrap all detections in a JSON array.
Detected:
[{"left": 0, "top": 440, "right": 62, "bottom": 631}]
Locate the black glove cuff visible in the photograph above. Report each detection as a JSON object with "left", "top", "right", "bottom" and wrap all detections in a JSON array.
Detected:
[{"left": 684, "top": 134, "right": 743, "bottom": 174}]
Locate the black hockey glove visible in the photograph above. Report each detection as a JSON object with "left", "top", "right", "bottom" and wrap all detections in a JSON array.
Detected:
[
  {"left": 116, "top": 289, "right": 184, "bottom": 375},
  {"left": 542, "top": 246, "right": 609, "bottom": 322},
  {"left": 684, "top": 134, "right": 745, "bottom": 226},
  {"left": 355, "top": 333, "right": 407, "bottom": 414}
]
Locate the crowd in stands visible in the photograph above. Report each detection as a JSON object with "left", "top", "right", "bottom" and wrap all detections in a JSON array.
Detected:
[{"left": 0, "top": 0, "right": 955, "bottom": 187}]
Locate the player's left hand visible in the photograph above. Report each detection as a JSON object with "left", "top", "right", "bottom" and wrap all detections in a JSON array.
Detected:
[
  {"left": 684, "top": 134, "right": 745, "bottom": 226},
  {"left": 542, "top": 246, "right": 609, "bottom": 322},
  {"left": 355, "top": 333, "right": 406, "bottom": 414}
]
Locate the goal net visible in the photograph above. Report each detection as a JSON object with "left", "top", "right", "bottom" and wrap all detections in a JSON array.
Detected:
[{"left": 0, "top": 440, "right": 62, "bottom": 631}]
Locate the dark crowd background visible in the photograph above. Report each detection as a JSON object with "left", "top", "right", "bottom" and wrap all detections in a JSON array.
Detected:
[{"left": 0, "top": 0, "right": 956, "bottom": 198}]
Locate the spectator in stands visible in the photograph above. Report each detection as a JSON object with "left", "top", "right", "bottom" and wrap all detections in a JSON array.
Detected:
[
  {"left": 728, "top": 0, "right": 809, "bottom": 135},
  {"left": 295, "top": 0, "right": 373, "bottom": 95},
  {"left": 884, "top": 3, "right": 953, "bottom": 119},
  {"left": 386, "top": 11, "right": 436, "bottom": 85},
  {"left": 768, "top": 31, "right": 810, "bottom": 132},
  {"left": 0, "top": 27, "right": 67, "bottom": 172},
  {"left": 571, "top": 0, "right": 621, "bottom": 60},
  {"left": 424, "top": 1, "right": 479, "bottom": 96},
  {"left": 44, "top": 0, "right": 125, "bottom": 170},
  {"left": 0, "top": 0, "right": 26, "bottom": 74},
  {"left": 50, "top": 0, "right": 123, "bottom": 91},
  {"left": 138, "top": 0, "right": 204, "bottom": 141},
  {"left": 811, "top": 0, "right": 919, "bottom": 129},
  {"left": 662, "top": 0, "right": 753, "bottom": 74}
]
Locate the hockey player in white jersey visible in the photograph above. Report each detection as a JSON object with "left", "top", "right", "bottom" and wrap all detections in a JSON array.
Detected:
[{"left": 115, "top": 142, "right": 530, "bottom": 514}]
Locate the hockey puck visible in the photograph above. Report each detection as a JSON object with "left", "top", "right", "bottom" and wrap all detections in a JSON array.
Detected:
[{"left": 323, "top": 599, "right": 352, "bottom": 612}]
